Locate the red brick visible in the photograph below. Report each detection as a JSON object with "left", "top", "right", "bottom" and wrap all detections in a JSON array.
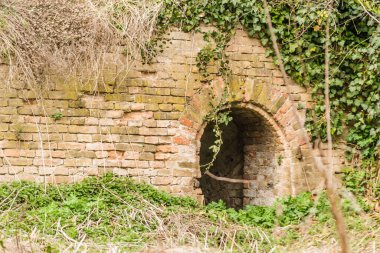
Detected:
[
  {"left": 179, "top": 117, "right": 193, "bottom": 128},
  {"left": 173, "top": 136, "right": 190, "bottom": 145}
]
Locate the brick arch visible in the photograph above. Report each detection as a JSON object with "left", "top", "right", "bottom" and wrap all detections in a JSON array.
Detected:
[{"left": 193, "top": 102, "right": 297, "bottom": 207}]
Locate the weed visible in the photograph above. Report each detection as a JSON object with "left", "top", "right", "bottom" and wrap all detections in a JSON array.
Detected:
[
  {"left": 297, "top": 103, "right": 304, "bottom": 110},
  {"left": 50, "top": 112, "right": 63, "bottom": 121},
  {"left": 277, "top": 154, "right": 283, "bottom": 166}
]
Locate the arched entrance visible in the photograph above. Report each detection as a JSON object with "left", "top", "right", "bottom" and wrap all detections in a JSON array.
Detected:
[{"left": 199, "top": 105, "right": 289, "bottom": 208}]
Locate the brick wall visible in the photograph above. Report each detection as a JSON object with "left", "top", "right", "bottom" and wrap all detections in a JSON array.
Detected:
[{"left": 0, "top": 27, "right": 346, "bottom": 204}]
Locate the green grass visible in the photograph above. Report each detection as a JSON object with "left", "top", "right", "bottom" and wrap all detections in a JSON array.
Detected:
[{"left": 0, "top": 173, "right": 378, "bottom": 252}]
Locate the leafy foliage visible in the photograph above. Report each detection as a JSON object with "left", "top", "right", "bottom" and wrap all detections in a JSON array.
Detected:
[
  {"left": 277, "top": 192, "right": 314, "bottom": 226},
  {"left": 0, "top": 173, "right": 198, "bottom": 247},
  {"left": 50, "top": 112, "right": 63, "bottom": 121},
  {"left": 342, "top": 158, "right": 380, "bottom": 210},
  {"left": 204, "top": 192, "right": 315, "bottom": 228}
]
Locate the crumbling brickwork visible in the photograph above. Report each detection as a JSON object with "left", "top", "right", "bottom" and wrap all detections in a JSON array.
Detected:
[{"left": 0, "top": 27, "right": 346, "bottom": 205}]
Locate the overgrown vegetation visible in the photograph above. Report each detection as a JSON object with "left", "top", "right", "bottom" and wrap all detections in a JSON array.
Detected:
[
  {"left": 342, "top": 159, "right": 380, "bottom": 210},
  {"left": 150, "top": 0, "right": 379, "bottom": 161},
  {"left": 0, "top": 174, "right": 378, "bottom": 252}
]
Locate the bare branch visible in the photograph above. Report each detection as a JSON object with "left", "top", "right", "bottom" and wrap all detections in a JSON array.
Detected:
[
  {"left": 204, "top": 171, "right": 255, "bottom": 184},
  {"left": 356, "top": 0, "right": 380, "bottom": 24}
]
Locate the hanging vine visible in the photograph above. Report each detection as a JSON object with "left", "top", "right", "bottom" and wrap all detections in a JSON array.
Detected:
[{"left": 195, "top": 30, "right": 234, "bottom": 171}]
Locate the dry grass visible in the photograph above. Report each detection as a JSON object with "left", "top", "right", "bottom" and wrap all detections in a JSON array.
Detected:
[
  {"left": 0, "top": 204, "right": 276, "bottom": 253},
  {"left": 1, "top": 209, "right": 379, "bottom": 253},
  {"left": 276, "top": 212, "right": 380, "bottom": 253},
  {"left": 0, "top": 0, "right": 161, "bottom": 87}
]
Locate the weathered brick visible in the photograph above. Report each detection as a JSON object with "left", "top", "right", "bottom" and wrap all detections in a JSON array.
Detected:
[
  {"left": 8, "top": 166, "right": 24, "bottom": 174},
  {"left": 33, "top": 158, "right": 63, "bottom": 167},
  {"left": 143, "top": 120, "right": 157, "bottom": 127},
  {"left": 67, "top": 150, "right": 96, "bottom": 158},
  {"left": 170, "top": 89, "right": 186, "bottom": 96},
  {"left": 149, "top": 161, "right": 165, "bottom": 168},
  {"left": 86, "top": 143, "right": 114, "bottom": 151},
  {"left": 119, "top": 135, "right": 145, "bottom": 143},
  {"left": 64, "top": 158, "right": 93, "bottom": 167},
  {"left": 3, "top": 149, "right": 20, "bottom": 157},
  {"left": 49, "top": 91, "right": 78, "bottom": 100},
  {"left": 0, "top": 107, "right": 17, "bottom": 115},
  {"left": 66, "top": 109, "right": 90, "bottom": 117},
  {"left": 145, "top": 104, "right": 159, "bottom": 111},
  {"left": 155, "top": 152, "right": 170, "bottom": 160},
  {"left": 166, "top": 112, "right": 181, "bottom": 120},
  {"left": 140, "top": 152, "right": 155, "bottom": 161},
  {"left": 173, "top": 104, "right": 185, "bottom": 111},
  {"left": 166, "top": 96, "right": 186, "bottom": 104},
  {"left": 108, "top": 151, "right": 124, "bottom": 160},
  {"left": 158, "top": 104, "right": 173, "bottom": 111},
  {"left": 139, "top": 127, "right": 167, "bottom": 136},
  {"left": 156, "top": 120, "right": 171, "bottom": 128},
  {"left": 123, "top": 151, "right": 139, "bottom": 159},
  {"left": 122, "top": 160, "right": 149, "bottom": 168},
  {"left": 68, "top": 125, "right": 98, "bottom": 134},
  {"left": 158, "top": 136, "right": 172, "bottom": 144},
  {"left": 135, "top": 95, "right": 167, "bottom": 104},
  {"left": 8, "top": 99, "right": 23, "bottom": 107},
  {"left": 145, "top": 136, "right": 159, "bottom": 144},
  {"left": 105, "top": 94, "right": 134, "bottom": 102},
  {"left": 58, "top": 142, "right": 85, "bottom": 150},
  {"left": 151, "top": 177, "right": 172, "bottom": 185},
  {"left": 144, "top": 87, "right": 171, "bottom": 96},
  {"left": 7, "top": 158, "right": 33, "bottom": 166}
]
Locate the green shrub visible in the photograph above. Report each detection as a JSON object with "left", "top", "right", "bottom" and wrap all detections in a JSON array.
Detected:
[{"left": 276, "top": 192, "right": 314, "bottom": 226}]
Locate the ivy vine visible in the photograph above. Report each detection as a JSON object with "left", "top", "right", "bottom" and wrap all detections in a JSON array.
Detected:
[
  {"left": 195, "top": 31, "right": 234, "bottom": 171},
  {"left": 147, "top": 0, "right": 379, "bottom": 161}
]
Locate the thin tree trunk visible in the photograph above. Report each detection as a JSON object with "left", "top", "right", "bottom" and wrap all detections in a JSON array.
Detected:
[
  {"left": 324, "top": 3, "right": 350, "bottom": 252},
  {"left": 262, "top": 0, "right": 349, "bottom": 252}
]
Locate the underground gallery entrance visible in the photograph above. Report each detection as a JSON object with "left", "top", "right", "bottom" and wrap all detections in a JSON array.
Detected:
[{"left": 199, "top": 107, "right": 282, "bottom": 209}]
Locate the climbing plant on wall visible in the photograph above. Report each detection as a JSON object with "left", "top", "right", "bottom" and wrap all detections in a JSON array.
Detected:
[{"left": 148, "top": 0, "right": 379, "bottom": 160}]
